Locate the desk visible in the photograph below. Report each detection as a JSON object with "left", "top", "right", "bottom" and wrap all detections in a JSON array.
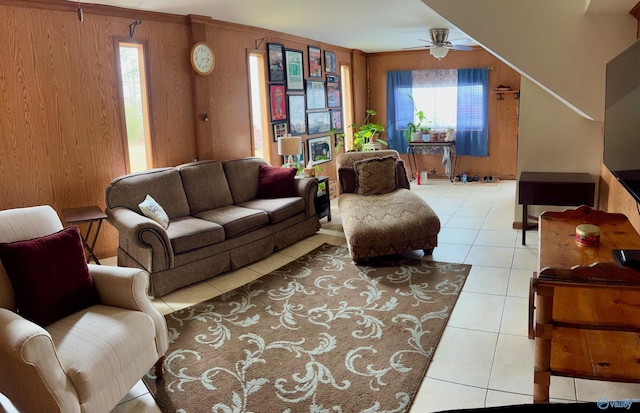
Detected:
[
  {"left": 407, "top": 141, "right": 456, "bottom": 182},
  {"left": 518, "top": 172, "right": 595, "bottom": 245},
  {"left": 61, "top": 206, "right": 107, "bottom": 264},
  {"left": 530, "top": 206, "right": 640, "bottom": 403}
]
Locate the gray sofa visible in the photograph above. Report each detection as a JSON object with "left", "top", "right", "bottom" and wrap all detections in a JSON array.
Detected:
[{"left": 105, "top": 158, "right": 320, "bottom": 296}]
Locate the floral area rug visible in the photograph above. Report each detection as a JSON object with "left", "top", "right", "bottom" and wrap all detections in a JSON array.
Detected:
[{"left": 143, "top": 244, "right": 470, "bottom": 413}]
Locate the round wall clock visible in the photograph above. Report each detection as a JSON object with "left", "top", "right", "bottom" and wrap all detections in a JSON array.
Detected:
[{"left": 190, "top": 41, "right": 215, "bottom": 76}]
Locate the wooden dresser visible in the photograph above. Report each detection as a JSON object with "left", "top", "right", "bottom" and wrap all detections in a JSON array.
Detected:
[{"left": 530, "top": 206, "right": 640, "bottom": 403}]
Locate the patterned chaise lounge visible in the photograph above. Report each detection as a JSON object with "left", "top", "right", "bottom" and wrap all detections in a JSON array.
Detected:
[{"left": 336, "top": 150, "right": 441, "bottom": 263}]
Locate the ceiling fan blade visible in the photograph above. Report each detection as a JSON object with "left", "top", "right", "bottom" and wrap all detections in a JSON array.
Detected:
[
  {"left": 449, "top": 45, "right": 473, "bottom": 51},
  {"left": 449, "top": 38, "right": 472, "bottom": 45},
  {"left": 403, "top": 45, "right": 430, "bottom": 50}
]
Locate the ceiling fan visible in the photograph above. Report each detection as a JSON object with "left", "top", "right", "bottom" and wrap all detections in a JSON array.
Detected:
[{"left": 406, "top": 28, "right": 473, "bottom": 59}]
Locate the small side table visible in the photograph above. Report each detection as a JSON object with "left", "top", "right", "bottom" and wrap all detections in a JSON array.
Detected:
[
  {"left": 61, "top": 206, "right": 107, "bottom": 265},
  {"left": 314, "top": 176, "right": 331, "bottom": 222}
]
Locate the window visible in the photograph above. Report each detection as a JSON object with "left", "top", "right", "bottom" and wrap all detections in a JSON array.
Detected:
[
  {"left": 117, "top": 42, "right": 152, "bottom": 173},
  {"left": 248, "top": 52, "right": 270, "bottom": 161},
  {"left": 387, "top": 68, "right": 489, "bottom": 156}
]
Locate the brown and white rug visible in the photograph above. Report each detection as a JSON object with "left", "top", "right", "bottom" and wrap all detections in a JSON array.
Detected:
[{"left": 144, "top": 244, "right": 470, "bottom": 413}]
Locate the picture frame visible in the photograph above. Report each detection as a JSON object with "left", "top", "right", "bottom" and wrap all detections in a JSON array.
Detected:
[
  {"left": 308, "top": 46, "right": 322, "bottom": 79},
  {"left": 267, "top": 43, "right": 285, "bottom": 83},
  {"left": 326, "top": 75, "right": 341, "bottom": 108},
  {"left": 287, "top": 94, "right": 306, "bottom": 135},
  {"left": 330, "top": 110, "right": 343, "bottom": 131},
  {"left": 273, "top": 122, "right": 288, "bottom": 142},
  {"left": 284, "top": 49, "right": 304, "bottom": 91},
  {"left": 324, "top": 50, "right": 336, "bottom": 73},
  {"left": 307, "top": 111, "right": 331, "bottom": 135},
  {"left": 269, "top": 84, "right": 287, "bottom": 122},
  {"left": 308, "top": 135, "right": 332, "bottom": 164},
  {"left": 305, "top": 80, "right": 326, "bottom": 110}
]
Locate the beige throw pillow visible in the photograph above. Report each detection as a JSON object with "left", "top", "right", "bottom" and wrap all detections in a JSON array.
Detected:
[
  {"left": 138, "top": 194, "right": 170, "bottom": 229},
  {"left": 354, "top": 155, "right": 398, "bottom": 196}
]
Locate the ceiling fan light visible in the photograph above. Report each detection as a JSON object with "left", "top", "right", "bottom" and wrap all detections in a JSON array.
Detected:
[{"left": 430, "top": 46, "right": 449, "bottom": 59}]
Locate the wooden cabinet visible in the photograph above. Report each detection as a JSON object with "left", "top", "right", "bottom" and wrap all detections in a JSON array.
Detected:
[{"left": 530, "top": 206, "right": 640, "bottom": 403}]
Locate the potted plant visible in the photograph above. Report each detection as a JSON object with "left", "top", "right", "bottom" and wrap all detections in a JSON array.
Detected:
[
  {"left": 336, "top": 109, "right": 386, "bottom": 152},
  {"left": 404, "top": 95, "right": 431, "bottom": 142}
]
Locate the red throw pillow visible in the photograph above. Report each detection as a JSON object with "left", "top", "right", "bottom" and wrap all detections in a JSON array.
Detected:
[
  {"left": 0, "top": 226, "right": 100, "bottom": 326},
  {"left": 257, "top": 165, "right": 298, "bottom": 198}
]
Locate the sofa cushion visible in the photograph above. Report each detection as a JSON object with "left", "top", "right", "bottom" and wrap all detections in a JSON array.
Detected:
[
  {"left": 223, "top": 158, "right": 268, "bottom": 204},
  {"left": 0, "top": 226, "right": 99, "bottom": 326},
  {"left": 178, "top": 161, "right": 234, "bottom": 214},
  {"left": 106, "top": 168, "right": 191, "bottom": 219},
  {"left": 257, "top": 165, "right": 298, "bottom": 198},
  {"left": 240, "top": 198, "right": 305, "bottom": 224},
  {"left": 195, "top": 206, "right": 269, "bottom": 238},
  {"left": 138, "top": 194, "right": 170, "bottom": 229},
  {"left": 354, "top": 155, "right": 398, "bottom": 196},
  {"left": 165, "top": 217, "right": 225, "bottom": 254}
]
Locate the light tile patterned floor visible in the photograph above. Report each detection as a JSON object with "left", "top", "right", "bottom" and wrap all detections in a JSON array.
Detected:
[{"left": 3, "top": 179, "right": 639, "bottom": 413}]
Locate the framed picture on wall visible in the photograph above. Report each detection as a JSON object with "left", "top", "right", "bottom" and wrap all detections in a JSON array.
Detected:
[
  {"left": 308, "top": 135, "right": 332, "bottom": 164},
  {"left": 326, "top": 75, "right": 341, "bottom": 108},
  {"left": 269, "top": 84, "right": 287, "bottom": 122},
  {"left": 284, "top": 49, "right": 304, "bottom": 91},
  {"left": 273, "top": 122, "right": 288, "bottom": 142},
  {"left": 330, "top": 110, "right": 343, "bottom": 131},
  {"left": 308, "top": 46, "right": 322, "bottom": 79},
  {"left": 267, "top": 43, "right": 285, "bottom": 83},
  {"left": 305, "top": 80, "right": 326, "bottom": 110},
  {"left": 288, "top": 94, "right": 306, "bottom": 135},
  {"left": 324, "top": 50, "right": 336, "bottom": 73},
  {"left": 307, "top": 111, "right": 331, "bottom": 135}
]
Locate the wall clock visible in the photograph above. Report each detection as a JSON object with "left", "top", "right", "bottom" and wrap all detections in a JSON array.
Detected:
[{"left": 190, "top": 41, "right": 215, "bottom": 76}]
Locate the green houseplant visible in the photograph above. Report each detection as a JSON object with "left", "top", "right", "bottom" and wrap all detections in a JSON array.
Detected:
[
  {"left": 336, "top": 109, "right": 386, "bottom": 151},
  {"left": 404, "top": 95, "right": 431, "bottom": 142}
]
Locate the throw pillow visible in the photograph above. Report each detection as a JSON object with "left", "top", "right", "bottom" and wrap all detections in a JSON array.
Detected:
[
  {"left": 338, "top": 167, "right": 357, "bottom": 194},
  {"left": 354, "top": 155, "right": 398, "bottom": 196},
  {"left": 396, "top": 159, "right": 411, "bottom": 189},
  {"left": 257, "top": 165, "right": 298, "bottom": 198},
  {"left": 0, "top": 226, "right": 100, "bottom": 326},
  {"left": 138, "top": 194, "right": 170, "bottom": 229}
]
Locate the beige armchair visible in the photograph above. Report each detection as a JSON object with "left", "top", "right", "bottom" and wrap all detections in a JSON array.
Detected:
[{"left": 0, "top": 205, "right": 168, "bottom": 413}]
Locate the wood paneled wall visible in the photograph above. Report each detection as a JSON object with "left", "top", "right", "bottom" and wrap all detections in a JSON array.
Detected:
[
  {"left": 367, "top": 48, "right": 521, "bottom": 179},
  {"left": 0, "top": 1, "right": 354, "bottom": 258}
]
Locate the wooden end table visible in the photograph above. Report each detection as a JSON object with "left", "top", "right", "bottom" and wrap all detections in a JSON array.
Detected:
[
  {"left": 61, "top": 206, "right": 108, "bottom": 265},
  {"left": 530, "top": 206, "right": 640, "bottom": 403},
  {"left": 518, "top": 172, "right": 595, "bottom": 245}
]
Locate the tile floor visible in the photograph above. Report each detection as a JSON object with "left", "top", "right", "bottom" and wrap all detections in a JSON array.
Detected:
[{"left": 3, "top": 178, "right": 639, "bottom": 413}]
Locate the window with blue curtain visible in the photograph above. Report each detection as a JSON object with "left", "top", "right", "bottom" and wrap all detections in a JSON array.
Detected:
[{"left": 386, "top": 68, "right": 488, "bottom": 156}]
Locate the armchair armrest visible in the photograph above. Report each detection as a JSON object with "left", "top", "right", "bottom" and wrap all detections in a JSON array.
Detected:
[
  {"left": 295, "top": 178, "right": 318, "bottom": 218},
  {"left": 90, "top": 265, "right": 169, "bottom": 357},
  {"left": 106, "top": 207, "right": 174, "bottom": 272},
  {"left": 0, "top": 309, "right": 80, "bottom": 413}
]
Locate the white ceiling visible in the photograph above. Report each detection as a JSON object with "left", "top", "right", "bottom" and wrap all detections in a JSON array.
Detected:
[{"left": 74, "top": 0, "right": 637, "bottom": 53}]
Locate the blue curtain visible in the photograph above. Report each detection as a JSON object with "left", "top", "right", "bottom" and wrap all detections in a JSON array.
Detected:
[
  {"left": 456, "top": 68, "right": 489, "bottom": 156},
  {"left": 386, "top": 71, "right": 413, "bottom": 154}
]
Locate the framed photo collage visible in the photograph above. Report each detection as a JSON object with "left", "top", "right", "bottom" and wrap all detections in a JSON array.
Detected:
[{"left": 267, "top": 43, "right": 342, "bottom": 166}]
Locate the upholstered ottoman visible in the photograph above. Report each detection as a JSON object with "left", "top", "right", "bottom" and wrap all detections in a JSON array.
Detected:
[{"left": 336, "top": 150, "right": 440, "bottom": 262}]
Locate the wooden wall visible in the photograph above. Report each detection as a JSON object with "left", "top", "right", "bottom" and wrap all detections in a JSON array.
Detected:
[
  {"left": 367, "top": 48, "right": 521, "bottom": 179},
  {"left": 0, "top": 0, "right": 354, "bottom": 258}
]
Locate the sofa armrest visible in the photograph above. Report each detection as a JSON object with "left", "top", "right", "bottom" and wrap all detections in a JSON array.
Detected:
[
  {"left": 106, "top": 207, "right": 173, "bottom": 272},
  {"left": 0, "top": 309, "right": 81, "bottom": 413},
  {"left": 295, "top": 178, "right": 318, "bottom": 218},
  {"left": 90, "top": 264, "right": 169, "bottom": 357}
]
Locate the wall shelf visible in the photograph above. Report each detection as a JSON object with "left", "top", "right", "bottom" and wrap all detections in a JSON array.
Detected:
[{"left": 493, "top": 90, "right": 520, "bottom": 100}]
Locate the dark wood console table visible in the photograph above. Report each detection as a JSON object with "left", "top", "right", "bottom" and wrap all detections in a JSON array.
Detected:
[
  {"left": 530, "top": 206, "right": 640, "bottom": 403},
  {"left": 407, "top": 141, "right": 456, "bottom": 181},
  {"left": 518, "top": 172, "right": 595, "bottom": 245}
]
